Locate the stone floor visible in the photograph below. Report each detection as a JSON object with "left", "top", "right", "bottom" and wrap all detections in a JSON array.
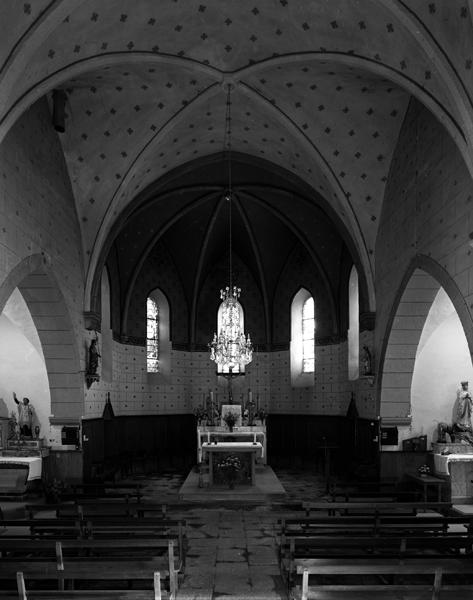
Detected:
[{"left": 134, "top": 466, "right": 327, "bottom": 599}]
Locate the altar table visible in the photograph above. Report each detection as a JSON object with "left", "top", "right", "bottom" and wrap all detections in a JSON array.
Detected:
[
  {"left": 0, "top": 456, "right": 42, "bottom": 495},
  {"left": 197, "top": 426, "right": 266, "bottom": 464},
  {"left": 201, "top": 441, "right": 263, "bottom": 486},
  {"left": 0, "top": 456, "right": 42, "bottom": 481},
  {"left": 433, "top": 452, "right": 473, "bottom": 503}
]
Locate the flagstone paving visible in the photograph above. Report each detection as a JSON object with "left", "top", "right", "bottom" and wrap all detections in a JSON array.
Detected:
[{"left": 136, "top": 467, "right": 327, "bottom": 599}]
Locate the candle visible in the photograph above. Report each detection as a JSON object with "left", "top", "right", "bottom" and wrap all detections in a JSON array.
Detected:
[
  {"left": 248, "top": 390, "right": 252, "bottom": 403},
  {"left": 210, "top": 391, "right": 214, "bottom": 402}
]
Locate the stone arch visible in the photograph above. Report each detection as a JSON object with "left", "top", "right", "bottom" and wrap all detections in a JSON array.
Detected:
[
  {"left": 0, "top": 254, "right": 83, "bottom": 421},
  {"left": 378, "top": 255, "right": 473, "bottom": 423}
]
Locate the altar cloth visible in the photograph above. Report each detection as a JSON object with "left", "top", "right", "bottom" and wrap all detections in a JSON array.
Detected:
[
  {"left": 0, "top": 456, "right": 42, "bottom": 481},
  {"left": 197, "top": 428, "right": 266, "bottom": 463},
  {"left": 433, "top": 453, "right": 473, "bottom": 476},
  {"left": 202, "top": 441, "right": 263, "bottom": 459}
]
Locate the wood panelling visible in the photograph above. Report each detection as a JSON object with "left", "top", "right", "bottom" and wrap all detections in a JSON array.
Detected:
[
  {"left": 82, "top": 414, "right": 196, "bottom": 481},
  {"left": 81, "top": 413, "right": 380, "bottom": 481},
  {"left": 267, "top": 414, "right": 379, "bottom": 476}
]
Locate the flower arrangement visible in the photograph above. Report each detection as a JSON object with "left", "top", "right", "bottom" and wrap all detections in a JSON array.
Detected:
[
  {"left": 223, "top": 410, "right": 238, "bottom": 430},
  {"left": 217, "top": 455, "right": 241, "bottom": 472},
  {"left": 193, "top": 405, "right": 208, "bottom": 425},
  {"left": 417, "top": 464, "right": 431, "bottom": 476},
  {"left": 217, "top": 454, "right": 241, "bottom": 488},
  {"left": 255, "top": 408, "right": 268, "bottom": 423},
  {"left": 44, "top": 478, "right": 67, "bottom": 503}
]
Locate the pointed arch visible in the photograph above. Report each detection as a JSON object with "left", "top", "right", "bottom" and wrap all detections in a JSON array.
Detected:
[
  {"left": 378, "top": 255, "right": 473, "bottom": 423},
  {"left": 146, "top": 287, "right": 171, "bottom": 380},
  {"left": 0, "top": 254, "right": 83, "bottom": 421},
  {"left": 291, "top": 287, "right": 315, "bottom": 387}
]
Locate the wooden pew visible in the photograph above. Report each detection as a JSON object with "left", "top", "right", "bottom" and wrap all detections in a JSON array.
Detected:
[
  {"left": 279, "top": 513, "right": 473, "bottom": 537},
  {"left": 329, "top": 477, "right": 419, "bottom": 502},
  {"left": 0, "top": 518, "right": 83, "bottom": 539},
  {"left": 293, "top": 561, "right": 473, "bottom": 600},
  {"left": 0, "top": 542, "right": 179, "bottom": 598},
  {"left": 26, "top": 503, "right": 139, "bottom": 519},
  {"left": 280, "top": 533, "right": 473, "bottom": 585},
  {"left": 70, "top": 481, "right": 144, "bottom": 497},
  {"left": 82, "top": 517, "right": 187, "bottom": 564},
  {"left": 302, "top": 500, "right": 453, "bottom": 516},
  {"left": 0, "top": 538, "right": 182, "bottom": 567},
  {"left": 25, "top": 501, "right": 195, "bottom": 519},
  {"left": 2, "top": 568, "right": 170, "bottom": 599}
]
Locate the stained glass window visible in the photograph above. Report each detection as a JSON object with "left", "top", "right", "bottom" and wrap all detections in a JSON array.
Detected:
[
  {"left": 147, "top": 297, "right": 159, "bottom": 373},
  {"left": 302, "top": 296, "right": 315, "bottom": 373}
]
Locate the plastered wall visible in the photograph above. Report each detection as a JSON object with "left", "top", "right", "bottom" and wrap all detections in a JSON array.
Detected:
[
  {"left": 376, "top": 99, "right": 473, "bottom": 420},
  {"left": 83, "top": 338, "right": 362, "bottom": 419}
]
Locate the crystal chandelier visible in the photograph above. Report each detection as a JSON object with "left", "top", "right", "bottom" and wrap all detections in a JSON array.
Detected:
[{"left": 209, "top": 84, "right": 253, "bottom": 374}]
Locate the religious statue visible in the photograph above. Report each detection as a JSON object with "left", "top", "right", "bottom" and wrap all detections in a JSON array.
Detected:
[
  {"left": 438, "top": 381, "right": 473, "bottom": 445},
  {"left": 361, "top": 345, "right": 373, "bottom": 376},
  {"left": 13, "top": 392, "right": 33, "bottom": 437},
  {"left": 87, "top": 338, "right": 101, "bottom": 376}
]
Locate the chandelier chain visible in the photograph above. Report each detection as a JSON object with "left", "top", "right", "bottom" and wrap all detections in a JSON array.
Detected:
[
  {"left": 208, "top": 83, "right": 253, "bottom": 374},
  {"left": 225, "top": 83, "right": 233, "bottom": 290}
]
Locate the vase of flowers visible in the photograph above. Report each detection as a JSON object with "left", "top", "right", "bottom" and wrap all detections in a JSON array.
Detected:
[
  {"left": 217, "top": 454, "right": 241, "bottom": 488},
  {"left": 193, "top": 405, "right": 208, "bottom": 426},
  {"left": 223, "top": 410, "right": 238, "bottom": 432},
  {"left": 417, "top": 464, "right": 431, "bottom": 477},
  {"left": 256, "top": 408, "right": 268, "bottom": 425}
]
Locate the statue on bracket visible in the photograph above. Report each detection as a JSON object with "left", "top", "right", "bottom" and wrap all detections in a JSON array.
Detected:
[
  {"left": 361, "top": 345, "right": 373, "bottom": 377},
  {"left": 86, "top": 335, "right": 101, "bottom": 388},
  {"left": 437, "top": 381, "right": 473, "bottom": 445}
]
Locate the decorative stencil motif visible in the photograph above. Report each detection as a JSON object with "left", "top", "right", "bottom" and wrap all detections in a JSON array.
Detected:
[{"left": 2, "top": 0, "right": 468, "bottom": 267}]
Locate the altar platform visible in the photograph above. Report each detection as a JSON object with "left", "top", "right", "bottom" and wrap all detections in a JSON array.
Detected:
[{"left": 178, "top": 464, "right": 286, "bottom": 502}]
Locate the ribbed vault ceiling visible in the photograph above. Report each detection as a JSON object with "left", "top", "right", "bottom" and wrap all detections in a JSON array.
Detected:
[{"left": 1, "top": 0, "right": 473, "bottom": 313}]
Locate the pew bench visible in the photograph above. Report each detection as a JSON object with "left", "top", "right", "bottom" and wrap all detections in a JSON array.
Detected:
[
  {"left": 25, "top": 501, "right": 194, "bottom": 520},
  {"left": 279, "top": 514, "right": 473, "bottom": 537},
  {"left": 0, "top": 568, "right": 172, "bottom": 600},
  {"left": 0, "top": 518, "right": 83, "bottom": 539},
  {"left": 0, "top": 517, "right": 187, "bottom": 564},
  {"left": 0, "top": 552, "right": 179, "bottom": 598},
  {"left": 301, "top": 501, "right": 453, "bottom": 516},
  {"left": 292, "top": 561, "right": 473, "bottom": 600},
  {"left": 0, "top": 537, "right": 183, "bottom": 567},
  {"left": 280, "top": 534, "right": 473, "bottom": 585}
]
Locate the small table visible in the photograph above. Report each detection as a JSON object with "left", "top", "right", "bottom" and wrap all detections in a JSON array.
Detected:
[
  {"left": 406, "top": 472, "right": 445, "bottom": 502},
  {"left": 201, "top": 442, "right": 263, "bottom": 486}
]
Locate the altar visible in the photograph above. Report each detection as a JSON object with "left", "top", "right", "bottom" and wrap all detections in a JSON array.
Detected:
[
  {"left": 201, "top": 441, "right": 263, "bottom": 486},
  {"left": 432, "top": 443, "right": 473, "bottom": 503},
  {"left": 197, "top": 425, "right": 267, "bottom": 464}
]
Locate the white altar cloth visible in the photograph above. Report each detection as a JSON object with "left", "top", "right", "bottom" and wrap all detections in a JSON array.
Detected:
[
  {"left": 0, "top": 456, "right": 42, "bottom": 481},
  {"left": 434, "top": 453, "right": 473, "bottom": 476},
  {"left": 202, "top": 441, "right": 263, "bottom": 458},
  {"left": 197, "top": 427, "right": 266, "bottom": 463}
]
